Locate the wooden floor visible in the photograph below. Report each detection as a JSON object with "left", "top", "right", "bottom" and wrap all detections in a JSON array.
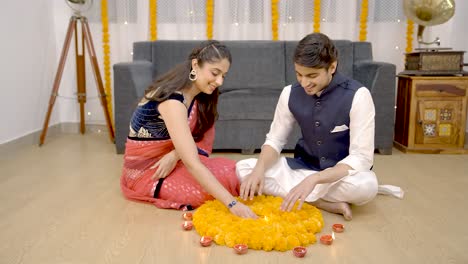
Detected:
[{"left": 1, "top": 133, "right": 467, "bottom": 264}]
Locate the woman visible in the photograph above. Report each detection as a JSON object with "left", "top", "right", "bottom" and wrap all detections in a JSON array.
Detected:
[{"left": 121, "top": 40, "right": 257, "bottom": 218}]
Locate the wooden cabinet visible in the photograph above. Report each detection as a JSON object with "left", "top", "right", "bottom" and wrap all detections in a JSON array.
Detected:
[{"left": 394, "top": 75, "right": 468, "bottom": 153}]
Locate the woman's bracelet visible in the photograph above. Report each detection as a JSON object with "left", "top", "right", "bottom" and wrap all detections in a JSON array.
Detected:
[{"left": 227, "top": 200, "right": 237, "bottom": 208}]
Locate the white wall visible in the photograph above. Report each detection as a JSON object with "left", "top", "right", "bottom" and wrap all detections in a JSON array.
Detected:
[
  {"left": 0, "top": 1, "right": 59, "bottom": 144},
  {"left": 0, "top": 1, "right": 111, "bottom": 144}
]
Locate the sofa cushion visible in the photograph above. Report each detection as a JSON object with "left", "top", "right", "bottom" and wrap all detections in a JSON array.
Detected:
[
  {"left": 221, "top": 41, "right": 286, "bottom": 92},
  {"left": 218, "top": 89, "right": 282, "bottom": 121},
  {"left": 353, "top": 41, "right": 373, "bottom": 62},
  {"left": 151, "top": 40, "right": 202, "bottom": 79},
  {"left": 133, "top": 42, "right": 153, "bottom": 61},
  {"left": 284, "top": 40, "right": 354, "bottom": 85}
]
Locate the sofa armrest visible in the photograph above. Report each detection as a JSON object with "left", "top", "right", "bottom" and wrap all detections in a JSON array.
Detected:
[
  {"left": 113, "top": 61, "right": 154, "bottom": 154},
  {"left": 354, "top": 61, "right": 396, "bottom": 154}
]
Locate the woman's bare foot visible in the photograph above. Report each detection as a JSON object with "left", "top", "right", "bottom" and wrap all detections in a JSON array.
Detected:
[{"left": 310, "top": 199, "right": 352, "bottom": 221}]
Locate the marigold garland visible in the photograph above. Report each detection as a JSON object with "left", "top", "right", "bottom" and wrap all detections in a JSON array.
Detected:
[
  {"left": 149, "top": 0, "right": 157, "bottom": 40},
  {"left": 405, "top": 19, "right": 414, "bottom": 53},
  {"left": 100, "top": 0, "right": 113, "bottom": 125},
  {"left": 271, "top": 0, "right": 279, "bottom": 40},
  {"left": 359, "top": 0, "right": 369, "bottom": 41},
  {"left": 193, "top": 195, "right": 324, "bottom": 252},
  {"left": 206, "top": 0, "right": 214, "bottom": 39},
  {"left": 313, "top": 0, "right": 321, "bottom": 33}
]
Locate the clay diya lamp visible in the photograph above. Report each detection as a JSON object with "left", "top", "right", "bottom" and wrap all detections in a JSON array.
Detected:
[
  {"left": 233, "top": 244, "right": 248, "bottom": 255},
  {"left": 182, "top": 212, "right": 193, "bottom": 221},
  {"left": 182, "top": 221, "right": 193, "bottom": 231},
  {"left": 320, "top": 234, "right": 333, "bottom": 245},
  {"left": 293, "top": 246, "right": 307, "bottom": 258},
  {"left": 200, "top": 236, "right": 213, "bottom": 247},
  {"left": 332, "top": 223, "right": 344, "bottom": 233}
]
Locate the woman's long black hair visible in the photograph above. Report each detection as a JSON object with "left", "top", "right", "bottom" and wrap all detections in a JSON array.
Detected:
[{"left": 144, "top": 40, "right": 232, "bottom": 142}]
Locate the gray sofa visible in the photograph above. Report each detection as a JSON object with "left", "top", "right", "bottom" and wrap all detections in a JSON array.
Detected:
[{"left": 114, "top": 40, "right": 396, "bottom": 155}]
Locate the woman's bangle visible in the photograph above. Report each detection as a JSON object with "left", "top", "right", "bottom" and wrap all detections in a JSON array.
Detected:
[{"left": 227, "top": 200, "right": 237, "bottom": 208}]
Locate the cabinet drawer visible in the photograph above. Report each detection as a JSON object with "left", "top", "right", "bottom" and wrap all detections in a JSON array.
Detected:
[{"left": 415, "top": 83, "right": 466, "bottom": 97}]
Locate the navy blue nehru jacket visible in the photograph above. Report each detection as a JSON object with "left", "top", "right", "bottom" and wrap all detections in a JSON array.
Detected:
[{"left": 287, "top": 72, "right": 363, "bottom": 171}]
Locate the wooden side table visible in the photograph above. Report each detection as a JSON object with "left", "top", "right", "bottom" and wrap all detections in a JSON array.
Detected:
[{"left": 394, "top": 75, "right": 468, "bottom": 153}]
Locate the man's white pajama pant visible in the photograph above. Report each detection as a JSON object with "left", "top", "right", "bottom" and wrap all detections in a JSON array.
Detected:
[{"left": 236, "top": 157, "right": 378, "bottom": 206}]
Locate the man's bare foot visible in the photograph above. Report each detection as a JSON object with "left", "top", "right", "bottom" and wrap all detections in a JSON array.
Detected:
[{"left": 310, "top": 199, "right": 353, "bottom": 221}]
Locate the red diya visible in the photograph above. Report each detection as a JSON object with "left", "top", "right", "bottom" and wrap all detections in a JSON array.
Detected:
[
  {"left": 200, "top": 236, "right": 213, "bottom": 247},
  {"left": 320, "top": 234, "right": 333, "bottom": 245},
  {"left": 182, "top": 212, "right": 193, "bottom": 221},
  {"left": 233, "top": 244, "right": 248, "bottom": 255},
  {"left": 293, "top": 246, "right": 307, "bottom": 258},
  {"left": 332, "top": 223, "right": 344, "bottom": 233},
  {"left": 182, "top": 221, "right": 193, "bottom": 231}
]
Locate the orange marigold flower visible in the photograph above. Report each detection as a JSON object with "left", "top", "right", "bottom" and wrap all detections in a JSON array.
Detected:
[{"left": 193, "top": 195, "right": 324, "bottom": 251}]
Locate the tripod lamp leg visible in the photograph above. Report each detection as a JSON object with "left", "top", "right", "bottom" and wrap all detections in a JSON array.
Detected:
[
  {"left": 75, "top": 19, "right": 87, "bottom": 134},
  {"left": 82, "top": 17, "right": 115, "bottom": 142},
  {"left": 39, "top": 17, "right": 77, "bottom": 146}
]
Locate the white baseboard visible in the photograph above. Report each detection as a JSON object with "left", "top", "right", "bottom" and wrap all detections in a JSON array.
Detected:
[{"left": 0, "top": 123, "right": 108, "bottom": 156}]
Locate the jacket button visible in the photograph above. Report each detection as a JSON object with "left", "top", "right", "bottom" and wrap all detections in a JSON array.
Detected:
[
  {"left": 317, "top": 140, "right": 322, "bottom": 145},
  {"left": 315, "top": 121, "right": 320, "bottom": 127},
  {"left": 315, "top": 101, "right": 321, "bottom": 106},
  {"left": 320, "top": 157, "right": 326, "bottom": 161}
]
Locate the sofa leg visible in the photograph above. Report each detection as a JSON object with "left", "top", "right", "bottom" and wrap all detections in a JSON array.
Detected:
[
  {"left": 241, "top": 148, "right": 255, "bottom": 155},
  {"left": 377, "top": 148, "right": 392, "bottom": 155}
]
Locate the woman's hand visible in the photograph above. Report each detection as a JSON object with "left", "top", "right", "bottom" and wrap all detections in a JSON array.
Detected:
[
  {"left": 229, "top": 201, "right": 259, "bottom": 219},
  {"left": 281, "top": 175, "right": 318, "bottom": 211},
  {"left": 150, "top": 150, "right": 179, "bottom": 179}
]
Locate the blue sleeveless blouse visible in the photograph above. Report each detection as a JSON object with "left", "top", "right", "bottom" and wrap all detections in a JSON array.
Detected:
[{"left": 128, "top": 93, "right": 194, "bottom": 140}]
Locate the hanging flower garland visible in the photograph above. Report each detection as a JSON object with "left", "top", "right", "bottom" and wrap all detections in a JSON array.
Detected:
[
  {"left": 206, "top": 0, "right": 214, "bottom": 40},
  {"left": 359, "top": 0, "right": 369, "bottom": 41},
  {"left": 405, "top": 19, "right": 414, "bottom": 53},
  {"left": 149, "top": 0, "right": 157, "bottom": 40},
  {"left": 100, "top": 0, "right": 113, "bottom": 125},
  {"left": 193, "top": 195, "right": 324, "bottom": 252},
  {"left": 271, "top": 0, "right": 279, "bottom": 40},
  {"left": 313, "top": 0, "right": 321, "bottom": 33}
]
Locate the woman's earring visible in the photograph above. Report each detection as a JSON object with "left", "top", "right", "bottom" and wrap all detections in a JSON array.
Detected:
[{"left": 189, "top": 69, "right": 197, "bottom": 81}]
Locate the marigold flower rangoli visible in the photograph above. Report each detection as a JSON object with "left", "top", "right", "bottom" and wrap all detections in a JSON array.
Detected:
[{"left": 193, "top": 195, "right": 324, "bottom": 251}]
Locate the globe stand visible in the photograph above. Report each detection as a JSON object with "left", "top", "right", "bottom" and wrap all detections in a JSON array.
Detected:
[{"left": 39, "top": 15, "right": 115, "bottom": 145}]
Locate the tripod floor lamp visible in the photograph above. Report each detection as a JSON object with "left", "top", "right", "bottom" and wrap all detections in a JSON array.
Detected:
[{"left": 39, "top": 8, "right": 114, "bottom": 146}]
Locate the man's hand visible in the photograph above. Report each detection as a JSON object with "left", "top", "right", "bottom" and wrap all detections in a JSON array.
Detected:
[
  {"left": 150, "top": 151, "right": 179, "bottom": 179},
  {"left": 281, "top": 175, "right": 318, "bottom": 211},
  {"left": 229, "top": 201, "right": 259, "bottom": 219},
  {"left": 239, "top": 170, "right": 265, "bottom": 201}
]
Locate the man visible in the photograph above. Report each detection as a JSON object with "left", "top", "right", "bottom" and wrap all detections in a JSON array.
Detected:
[{"left": 236, "top": 33, "right": 379, "bottom": 220}]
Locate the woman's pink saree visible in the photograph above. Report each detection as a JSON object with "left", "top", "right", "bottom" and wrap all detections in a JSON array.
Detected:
[{"left": 120, "top": 102, "right": 239, "bottom": 210}]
